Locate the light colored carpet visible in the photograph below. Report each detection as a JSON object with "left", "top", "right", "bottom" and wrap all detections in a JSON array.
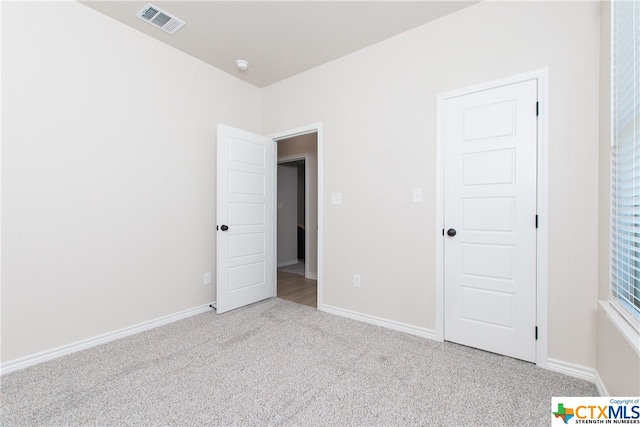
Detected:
[
  {"left": 0, "top": 298, "right": 597, "bottom": 426},
  {"left": 278, "top": 260, "right": 305, "bottom": 276}
]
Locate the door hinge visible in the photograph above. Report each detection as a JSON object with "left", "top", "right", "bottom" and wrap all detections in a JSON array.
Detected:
[
  {"left": 535, "top": 326, "right": 538, "bottom": 340},
  {"left": 536, "top": 102, "right": 539, "bottom": 116},
  {"left": 535, "top": 215, "right": 538, "bottom": 228}
]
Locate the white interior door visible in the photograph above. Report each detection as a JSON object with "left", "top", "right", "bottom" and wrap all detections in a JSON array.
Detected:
[
  {"left": 216, "top": 124, "right": 275, "bottom": 314},
  {"left": 443, "top": 79, "right": 537, "bottom": 362}
]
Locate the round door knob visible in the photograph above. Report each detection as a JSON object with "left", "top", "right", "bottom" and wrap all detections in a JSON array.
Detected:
[
  {"left": 447, "top": 228, "right": 456, "bottom": 237},
  {"left": 220, "top": 225, "right": 229, "bottom": 231}
]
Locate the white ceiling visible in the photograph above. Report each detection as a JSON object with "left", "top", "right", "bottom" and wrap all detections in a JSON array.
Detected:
[{"left": 80, "top": 1, "right": 479, "bottom": 88}]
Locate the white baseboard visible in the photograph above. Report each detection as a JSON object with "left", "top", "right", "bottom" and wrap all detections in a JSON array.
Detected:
[
  {"left": 306, "top": 272, "right": 317, "bottom": 280},
  {"left": 277, "top": 259, "right": 298, "bottom": 268},
  {"left": 0, "top": 302, "right": 215, "bottom": 375},
  {"left": 593, "top": 369, "right": 610, "bottom": 396},
  {"left": 547, "top": 358, "right": 596, "bottom": 383},
  {"left": 316, "top": 304, "right": 605, "bottom": 393},
  {"left": 320, "top": 304, "right": 437, "bottom": 340}
]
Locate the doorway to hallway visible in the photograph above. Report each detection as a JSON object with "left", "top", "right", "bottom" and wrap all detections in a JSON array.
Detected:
[{"left": 276, "top": 132, "right": 318, "bottom": 308}]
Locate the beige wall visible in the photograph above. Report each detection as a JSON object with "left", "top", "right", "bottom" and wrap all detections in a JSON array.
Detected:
[
  {"left": 1, "top": 2, "right": 261, "bottom": 363},
  {"left": 297, "top": 166, "right": 305, "bottom": 225},
  {"left": 277, "top": 134, "right": 318, "bottom": 276},
  {"left": 596, "top": 306, "right": 640, "bottom": 395},
  {"left": 262, "top": 1, "right": 601, "bottom": 368},
  {"left": 595, "top": 1, "right": 640, "bottom": 396},
  {"left": 277, "top": 165, "right": 298, "bottom": 265}
]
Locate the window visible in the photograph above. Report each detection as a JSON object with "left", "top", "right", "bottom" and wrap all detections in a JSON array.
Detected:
[{"left": 611, "top": 0, "right": 640, "bottom": 320}]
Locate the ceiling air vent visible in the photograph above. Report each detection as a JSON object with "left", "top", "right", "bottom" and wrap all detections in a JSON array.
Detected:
[{"left": 136, "top": 3, "right": 185, "bottom": 35}]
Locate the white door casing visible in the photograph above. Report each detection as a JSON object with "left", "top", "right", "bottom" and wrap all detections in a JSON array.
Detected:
[
  {"left": 216, "top": 124, "right": 275, "bottom": 314},
  {"left": 442, "top": 79, "right": 538, "bottom": 362}
]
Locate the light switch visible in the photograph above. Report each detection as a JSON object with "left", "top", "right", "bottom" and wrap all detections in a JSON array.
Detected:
[
  {"left": 331, "top": 193, "right": 342, "bottom": 205},
  {"left": 412, "top": 188, "right": 423, "bottom": 203}
]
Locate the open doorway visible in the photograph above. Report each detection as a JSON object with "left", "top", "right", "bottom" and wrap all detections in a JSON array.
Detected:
[{"left": 276, "top": 133, "right": 318, "bottom": 308}]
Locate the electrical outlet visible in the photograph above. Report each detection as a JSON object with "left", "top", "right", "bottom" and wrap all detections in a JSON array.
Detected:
[
  {"left": 353, "top": 274, "right": 361, "bottom": 288},
  {"left": 331, "top": 193, "right": 342, "bottom": 205},
  {"left": 204, "top": 272, "right": 212, "bottom": 286}
]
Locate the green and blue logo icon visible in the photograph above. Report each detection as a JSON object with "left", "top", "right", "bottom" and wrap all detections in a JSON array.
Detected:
[{"left": 553, "top": 403, "right": 575, "bottom": 424}]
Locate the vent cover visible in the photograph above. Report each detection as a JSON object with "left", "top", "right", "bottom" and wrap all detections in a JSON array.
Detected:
[{"left": 136, "top": 3, "right": 185, "bottom": 35}]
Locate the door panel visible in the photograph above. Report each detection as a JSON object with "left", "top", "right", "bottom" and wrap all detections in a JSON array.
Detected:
[
  {"left": 462, "top": 101, "right": 515, "bottom": 141},
  {"left": 229, "top": 262, "right": 265, "bottom": 291},
  {"left": 463, "top": 197, "right": 514, "bottom": 231},
  {"left": 229, "top": 234, "right": 265, "bottom": 259},
  {"left": 217, "top": 124, "right": 275, "bottom": 314},
  {"left": 462, "top": 287, "right": 513, "bottom": 327},
  {"left": 443, "top": 79, "right": 537, "bottom": 362},
  {"left": 462, "top": 243, "right": 514, "bottom": 279},
  {"left": 462, "top": 149, "right": 514, "bottom": 185}
]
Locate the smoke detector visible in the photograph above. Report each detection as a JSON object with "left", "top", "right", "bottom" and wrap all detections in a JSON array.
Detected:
[
  {"left": 236, "top": 60, "right": 250, "bottom": 71},
  {"left": 136, "top": 3, "right": 185, "bottom": 35}
]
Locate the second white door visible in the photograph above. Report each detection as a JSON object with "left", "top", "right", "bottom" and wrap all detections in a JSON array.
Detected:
[{"left": 443, "top": 79, "right": 538, "bottom": 362}]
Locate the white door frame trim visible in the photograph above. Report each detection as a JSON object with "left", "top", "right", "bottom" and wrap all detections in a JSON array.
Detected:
[
  {"left": 278, "top": 154, "right": 311, "bottom": 279},
  {"left": 435, "top": 69, "right": 549, "bottom": 367},
  {"left": 269, "top": 123, "right": 324, "bottom": 309}
]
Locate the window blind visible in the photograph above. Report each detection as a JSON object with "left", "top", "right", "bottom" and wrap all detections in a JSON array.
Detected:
[{"left": 612, "top": 0, "right": 640, "bottom": 318}]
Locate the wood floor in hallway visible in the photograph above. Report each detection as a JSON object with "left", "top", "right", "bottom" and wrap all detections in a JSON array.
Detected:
[{"left": 277, "top": 271, "right": 317, "bottom": 308}]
